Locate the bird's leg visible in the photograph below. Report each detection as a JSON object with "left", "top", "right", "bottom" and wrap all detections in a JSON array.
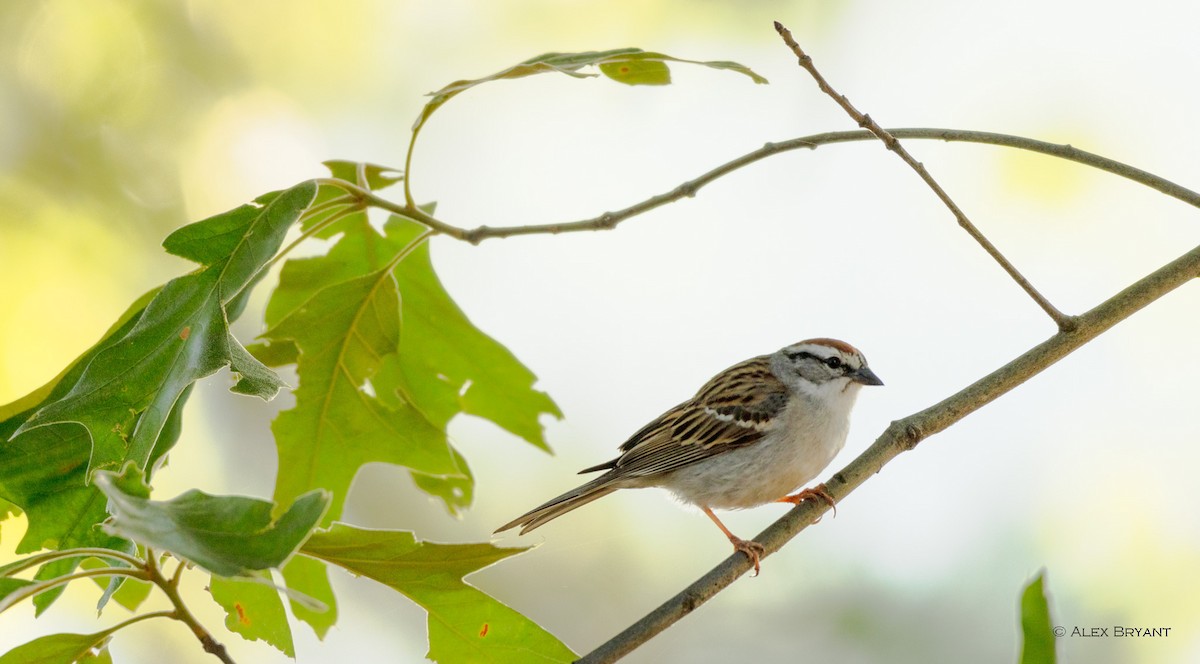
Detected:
[
  {"left": 701, "top": 506, "right": 764, "bottom": 576},
  {"left": 776, "top": 482, "right": 837, "bottom": 517}
]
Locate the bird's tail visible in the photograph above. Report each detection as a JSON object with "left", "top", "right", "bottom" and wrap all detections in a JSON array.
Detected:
[{"left": 495, "top": 475, "right": 620, "bottom": 535}]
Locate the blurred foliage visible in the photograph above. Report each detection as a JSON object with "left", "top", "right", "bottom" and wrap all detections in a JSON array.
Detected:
[{"left": 1020, "top": 571, "right": 1056, "bottom": 664}]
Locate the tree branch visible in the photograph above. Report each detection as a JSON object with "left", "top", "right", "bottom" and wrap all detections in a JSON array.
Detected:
[
  {"left": 773, "top": 20, "right": 1076, "bottom": 330},
  {"left": 576, "top": 241, "right": 1200, "bottom": 663},
  {"left": 327, "top": 129, "right": 1199, "bottom": 252}
]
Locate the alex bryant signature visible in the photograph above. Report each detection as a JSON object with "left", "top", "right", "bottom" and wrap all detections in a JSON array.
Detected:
[{"left": 1052, "top": 626, "right": 1172, "bottom": 638}]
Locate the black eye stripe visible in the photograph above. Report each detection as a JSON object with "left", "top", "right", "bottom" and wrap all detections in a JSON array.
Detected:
[{"left": 787, "top": 350, "right": 853, "bottom": 372}]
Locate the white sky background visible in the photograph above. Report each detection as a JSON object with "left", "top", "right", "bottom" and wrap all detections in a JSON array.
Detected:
[{"left": 2, "top": 1, "right": 1198, "bottom": 662}]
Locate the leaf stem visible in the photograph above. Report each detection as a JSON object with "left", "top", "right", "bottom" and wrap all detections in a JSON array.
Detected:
[
  {"left": 0, "top": 567, "right": 149, "bottom": 614},
  {"left": 145, "top": 550, "right": 237, "bottom": 664},
  {"left": 264, "top": 201, "right": 359, "bottom": 272},
  {"left": 0, "top": 547, "right": 142, "bottom": 578},
  {"left": 108, "top": 609, "right": 177, "bottom": 632}
]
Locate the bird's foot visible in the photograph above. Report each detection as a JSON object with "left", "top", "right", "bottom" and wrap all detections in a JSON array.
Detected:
[
  {"left": 777, "top": 483, "right": 837, "bottom": 517},
  {"left": 730, "top": 536, "right": 765, "bottom": 576}
]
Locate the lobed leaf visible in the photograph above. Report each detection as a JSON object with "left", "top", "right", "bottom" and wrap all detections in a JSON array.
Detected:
[
  {"left": 322, "top": 160, "right": 404, "bottom": 191},
  {"left": 280, "top": 555, "right": 338, "bottom": 640},
  {"left": 0, "top": 183, "right": 316, "bottom": 611},
  {"left": 301, "top": 524, "right": 575, "bottom": 663},
  {"left": 263, "top": 237, "right": 461, "bottom": 522},
  {"left": 382, "top": 215, "right": 563, "bottom": 450},
  {"left": 261, "top": 210, "right": 562, "bottom": 516},
  {"left": 94, "top": 464, "right": 328, "bottom": 578},
  {"left": 11, "top": 182, "right": 314, "bottom": 475}
]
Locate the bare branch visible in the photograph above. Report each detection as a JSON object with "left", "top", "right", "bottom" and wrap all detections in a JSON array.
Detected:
[
  {"left": 329, "top": 129, "right": 1199, "bottom": 254},
  {"left": 773, "top": 21, "right": 1076, "bottom": 331},
  {"left": 577, "top": 241, "right": 1200, "bottom": 663}
]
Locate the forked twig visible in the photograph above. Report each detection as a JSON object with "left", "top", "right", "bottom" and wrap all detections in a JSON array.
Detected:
[{"left": 773, "top": 21, "right": 1077, "bottom": 332}]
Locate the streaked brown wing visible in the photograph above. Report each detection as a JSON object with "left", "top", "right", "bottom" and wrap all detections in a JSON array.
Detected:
[{"left": 601, "top": 355, "right": 788, "bottom": 479}]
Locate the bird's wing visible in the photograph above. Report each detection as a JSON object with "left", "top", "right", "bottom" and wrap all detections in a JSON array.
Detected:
[{"left": 594, "top": 355, "right": 790, "bottom": 479}]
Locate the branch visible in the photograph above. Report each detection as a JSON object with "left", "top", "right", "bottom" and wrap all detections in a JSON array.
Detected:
[
  {"left": 144, "top": 551, "right": 237, "bottom": 664},
  {"left": 327, "top": 129, "right": 1199, "bottom": 253},
  {"left": 773, "top": 20, "right": 1075, "bottom": 330},
  {"left": 0, "top": 567, "right": 149, "bottom": 614},
  {"left": 577, "top": 241, "right": 1200, "bottom": 663}
]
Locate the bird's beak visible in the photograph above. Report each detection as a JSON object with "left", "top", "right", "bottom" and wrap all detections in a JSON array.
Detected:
[{"left": 852, "top": 366, "right": 884, "bottom": 386}]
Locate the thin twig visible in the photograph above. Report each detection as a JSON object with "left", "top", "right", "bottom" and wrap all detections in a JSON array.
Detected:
[
  {"left": 577, "top": 241, "right": 1200, "bottom": 663},
  {"left": 323, "top": 129, "right": 1199, "bottom": 251},
  {"left": 145, "top": 550, "right": 237, "bottom": 664},
  {"left": 0, "top": 547, "right": 143, "bottom": 577},
  {"left": 0, "top": 567, "right": 149, "bottom": 614},
  {"left": 773, "top": 21, "right": 1076, "bottom": 331}
]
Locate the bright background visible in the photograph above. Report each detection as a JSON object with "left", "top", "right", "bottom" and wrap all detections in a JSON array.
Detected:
[{"left": 2, "top": 1, "right": 1198, "bottom": 663}]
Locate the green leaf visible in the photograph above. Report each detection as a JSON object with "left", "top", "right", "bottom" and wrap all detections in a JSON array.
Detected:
[
  {"left": 598, "top": 58, "right": 671, "bottom": 85},
  {"left": 280, "top": 555, "right": 338, "bottom": 639},
  {"left": 382, "top": 215, "right": 562, "bottom": 449},
  {"left": 322, "top": 160, "right": 404, "bottom": 191},
  {"left": 0, "top": 629, "right": 117, "bottom": 664},
  {"left": 301, "top": 524, "right": 575, "bottom": 663},
  {"left": 0, "top": 499, "right": 19, "bottom": 544},
  {"left": 244, "top": 339, "right": 299, "bottom": 368},
  {"left": 1, "top": 293, "right": 156, "bottom": 557},
  {"left": 0, "top": 421, "right": 134, "bottom": 614},
  {"left": 9, "top": 182, "right": 315, "bottom": 476},
  {"left": 1, "top": 184, "right": 315, "bottom": 612},
  {"left": 0, "top": 578, "right": 36, "bottom": 606},
  {"left": 76, "top": 645, "right": 112, "bottom": 664},
  {"left": 81, "top": 557, "right": 151, "bottom": 613},
  {"left": 211, "top": 573, "right": 295, "bottom": 657},
  {"left": 411, "top": 447, "right": 474, "bottom": 518},
  {"left": 0, "top": 288, "right": 160, "bottom": 427},
  {"left": 263, "top": 232, "right": 460, "bottom": 522},
  {"left": 414, "top": 48, "right": 767, "bottom": 133},
  {"left": 261, "top": 212, "right": 559, "bottom": 521},
  {"left": 1019, "top": 570, "right": 1056, "bottom": 664},
  {"left": 94, "top": 464, "right": 329, "bottom": 577}
]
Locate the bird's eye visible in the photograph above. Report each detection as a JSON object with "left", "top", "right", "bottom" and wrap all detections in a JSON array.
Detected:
[{"left": 824, "top": 357, "right": 843, "bottom": 369}]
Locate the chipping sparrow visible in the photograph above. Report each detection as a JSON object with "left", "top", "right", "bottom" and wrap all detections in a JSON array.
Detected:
[{"left": 496, "top": 338, "right": 882, "bottom": 574}]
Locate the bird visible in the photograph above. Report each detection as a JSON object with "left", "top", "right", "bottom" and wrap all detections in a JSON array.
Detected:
[{"left": 495, "top": 338, "right": 882, "bottom": 574}]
